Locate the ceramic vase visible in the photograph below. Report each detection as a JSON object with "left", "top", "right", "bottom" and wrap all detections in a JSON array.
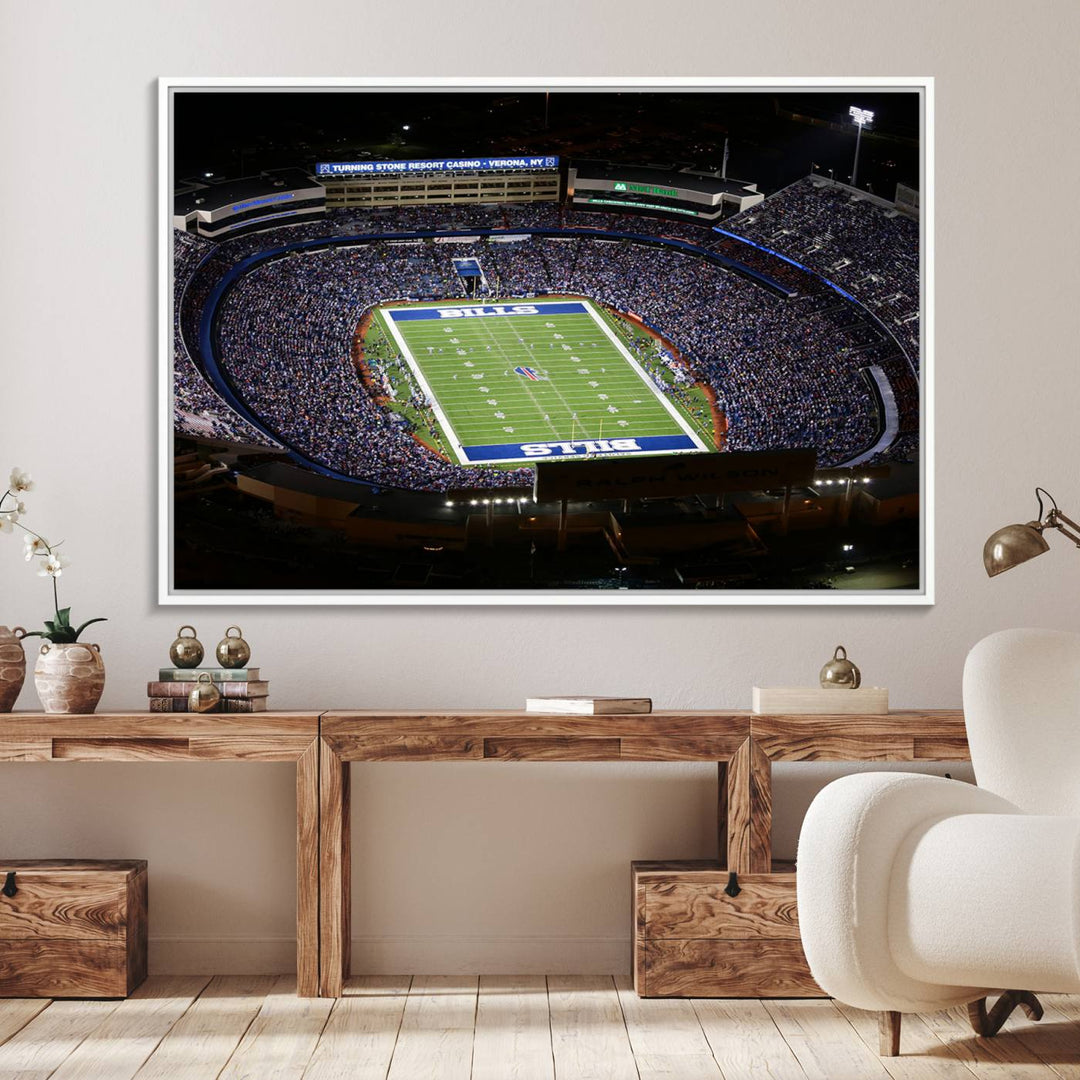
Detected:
[
  {"left": 0, "top": 626, "right": 27, "bottom": 713},
  {"left": 34, "top": 642, "right": 106, "bottom": 714}
]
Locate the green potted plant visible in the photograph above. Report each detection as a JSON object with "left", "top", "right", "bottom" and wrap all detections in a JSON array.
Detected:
[{"left": 1, "top": 468, "right": 108, "bottom": 713}]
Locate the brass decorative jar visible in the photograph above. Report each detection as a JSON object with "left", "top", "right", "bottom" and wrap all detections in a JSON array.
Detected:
[
  {"left": 0, "top": 626, "right": 27, "bottom": 713},
  {"left": 34, "top": 642, "right": 106, "bottom": 714},
  {"left": 215, "top": 626, "right": 251, "bottom": 669},
  {"left": 819, "top": 645, "right": 861, "bottom": 689},
  {"left": 169, "top": 625, "right": 204, "bottom": 669}
]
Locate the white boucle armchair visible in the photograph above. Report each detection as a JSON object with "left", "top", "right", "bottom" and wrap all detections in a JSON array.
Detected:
[{"left": 797, "top": 628, "right": 1080, "bottom": 1056}]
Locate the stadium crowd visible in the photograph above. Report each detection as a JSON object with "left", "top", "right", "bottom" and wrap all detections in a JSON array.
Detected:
[
  {"left": 723, "top": 177, "right": 920, "bottom": 368},
  {"left": 173, "top": 231, "right": 281, "bottom": 447},
  {"left": 214, "top": 247, "right": 533, "bottom": 491},
  {"left": 175, "top": 178, "right": 920, "bottom": 490}
]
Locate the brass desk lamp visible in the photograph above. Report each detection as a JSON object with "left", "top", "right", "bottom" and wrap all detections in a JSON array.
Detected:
[{"left": 984, "top": 488, "right": 1080, "bottom": 577}]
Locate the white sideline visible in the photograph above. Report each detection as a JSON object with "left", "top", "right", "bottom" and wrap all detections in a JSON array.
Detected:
[
  {"left": 380, "top": 305, "right": 471, "bottom": 465},
  {"left": 579, "top": 298, "right": 709, "bottom": 452}
]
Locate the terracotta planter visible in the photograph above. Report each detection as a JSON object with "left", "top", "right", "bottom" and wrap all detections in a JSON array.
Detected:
[
  {"left": 0, "top": 626, "right": 27, "bottom": 713},
  {"left": 34, "top": 642, "right": 106, "bottom": 714}
]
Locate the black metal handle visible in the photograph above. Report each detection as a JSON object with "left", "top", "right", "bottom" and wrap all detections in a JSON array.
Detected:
[
  {"left": 2, "top": 871, "right": 16, "bottom": 898},
  {"left": 724, "top": 871, "right": 741, "bottom": 898}
]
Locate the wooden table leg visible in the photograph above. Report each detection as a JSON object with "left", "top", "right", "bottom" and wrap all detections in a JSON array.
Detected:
[
  {"left": 319, "top": 738, "right": 351, "bottom": 997},
  {"left": 296, "top": 738, "right": 320, "bottom": 997},
  {"left": 717, "top": 760, "right": 728, "bottom": 869},
  {"left": 726, "top": 738, "right": 772, "bottom": 874}
]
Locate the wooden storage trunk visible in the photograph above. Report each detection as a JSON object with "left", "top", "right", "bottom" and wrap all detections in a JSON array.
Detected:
[
  {"left": 632, "top": 860, "right": 822, "bottom": 998},
  {"left": 0, "top": 859, "right": 148, "bottom": 998}
]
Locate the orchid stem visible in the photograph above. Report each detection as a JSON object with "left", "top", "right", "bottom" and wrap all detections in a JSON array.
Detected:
[{"left": 11, "top": 519, "right": 50, "bottom": 551}]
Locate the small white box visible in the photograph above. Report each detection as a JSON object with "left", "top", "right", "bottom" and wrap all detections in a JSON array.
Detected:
[
  {"left": 752, "top": 686, "right": 889, "bottom": 715},
  {"left": 525, "top": 696, "right": 652, "bottom": 715}
]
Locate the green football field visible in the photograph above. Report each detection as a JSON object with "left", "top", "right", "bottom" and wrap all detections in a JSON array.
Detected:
[{"left": 377, "top": 298, "right": 710, "bottom": 465}]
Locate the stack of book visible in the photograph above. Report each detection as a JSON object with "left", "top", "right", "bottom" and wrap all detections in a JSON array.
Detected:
[{"left": 147, "top": 668, "right": 269, "bottom": 713}]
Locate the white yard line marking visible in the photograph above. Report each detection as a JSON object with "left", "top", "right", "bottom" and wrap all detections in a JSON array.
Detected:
[{"left": 472, "top": 309, "right": 564, "bottom": 442}]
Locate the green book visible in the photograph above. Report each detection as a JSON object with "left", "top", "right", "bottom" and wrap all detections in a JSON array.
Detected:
[{"left": 158, "top": 667, "right": 261, "bottom": 682}]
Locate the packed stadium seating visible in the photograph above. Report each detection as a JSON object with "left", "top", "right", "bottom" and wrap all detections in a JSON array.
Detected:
[
  {"left": 173, "top": 231, "right": 281, "bottom": 448},
  {"left": 173, "top": 179, "right": 920, "bottom": 492},
  {"left": 722, "top": 177, "right": 920, "bottom": 368}
]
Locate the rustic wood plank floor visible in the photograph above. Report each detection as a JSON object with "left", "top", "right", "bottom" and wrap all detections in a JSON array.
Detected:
[{"left": 1, "top": 977, "right": 1078, "bottom": 1080}]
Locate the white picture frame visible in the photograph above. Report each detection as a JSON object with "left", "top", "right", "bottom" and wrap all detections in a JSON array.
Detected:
[{"left": 159, "top": 76, "right": 933, "bottom": 606}]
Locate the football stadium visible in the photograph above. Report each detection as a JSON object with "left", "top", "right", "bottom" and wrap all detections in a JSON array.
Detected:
[{"left": 170, "top": 90, "right": 923, "bottom": 594}]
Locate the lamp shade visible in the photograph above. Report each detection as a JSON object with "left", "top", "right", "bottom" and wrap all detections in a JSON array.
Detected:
[{"left": 983, "top": 522, "right": 1050, "bottom": 577}]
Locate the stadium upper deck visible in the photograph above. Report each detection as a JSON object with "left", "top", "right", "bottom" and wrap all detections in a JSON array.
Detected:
[
  {"left": 317, "top": 155, "right": 561, "bottom": 210},
  {"left": 173, "top": 168, "right": 326, "bottom": 239},
  {"left": 568, "top": 161, "right": 763, "bottom": 223}
]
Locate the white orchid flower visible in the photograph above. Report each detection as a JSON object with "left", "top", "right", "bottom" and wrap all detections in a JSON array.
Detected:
[
  {"left": 0, "top": 515, "right": 12, "bottom": 535},
  {"left": 38, "top": 552, "right": 69, "bottom": 577},
  {"left": 8, "top": 469, "right": 33, "bottom": 493},
  {"left": 23, "top": 534, "right": 49, "bottom": 560}
]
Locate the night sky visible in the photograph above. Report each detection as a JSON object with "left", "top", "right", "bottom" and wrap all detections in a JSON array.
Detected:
[{"left": 174, "top": 88, "right": 920, "bottom": 198}]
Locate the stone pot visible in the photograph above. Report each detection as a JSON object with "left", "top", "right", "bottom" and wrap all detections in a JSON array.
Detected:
[
  {"left": 34, "top": 642, "right": 106, "bottom": 715},
  {"left": 0, "top": 626, "right": 27, "bottom": 713}
]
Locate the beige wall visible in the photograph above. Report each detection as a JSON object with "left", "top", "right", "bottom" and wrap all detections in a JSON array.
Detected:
[{"left": 2, "top": 0, "right": 1079, "bottom": 973}]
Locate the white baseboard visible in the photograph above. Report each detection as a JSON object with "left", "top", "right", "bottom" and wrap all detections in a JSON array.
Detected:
[
  {"left": 148, "top": 935, "right": 630, "bottom": 975},
  {"left": 352, "top": 935, "right": 630, "bottom": 975},
  {"left": 149, "top": 937, "right": 297, "bottom": 974}
]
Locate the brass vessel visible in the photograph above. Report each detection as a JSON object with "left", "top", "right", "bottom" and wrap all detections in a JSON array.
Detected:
[
  {"left": 820, "top": 645, "right": 861, "bottom": 689},
  {"left": 188, "top": 672, "right": 221, "bottom": 713},
  {"left": 215, "top": 626, "right": 251, "bottom": 669},
  {"left": 169, "top": 625, "right": 204, "bottom": 669}
]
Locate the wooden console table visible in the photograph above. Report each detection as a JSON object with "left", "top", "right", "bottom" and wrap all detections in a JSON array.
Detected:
[
  {"left": 318, "top": 709, "right": 969, "bottom": 998},
  {"left": 2, "top": 708, "right": 971, "bottom": 999},
  {"left": 0, "top": 712, "right": 322, "bottom": 997},
  {"left": 737, "top": 709, "right": 970, "bottom": 873}
]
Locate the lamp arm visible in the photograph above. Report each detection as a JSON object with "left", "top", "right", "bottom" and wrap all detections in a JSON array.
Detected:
[{"left": 1047, "top": 509, "right": 1080, "bottom": 547}]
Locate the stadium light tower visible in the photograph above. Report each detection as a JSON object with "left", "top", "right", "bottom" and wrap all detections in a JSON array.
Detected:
[{"left": 849, "top": 105, "right": 874, "bottom": 189}]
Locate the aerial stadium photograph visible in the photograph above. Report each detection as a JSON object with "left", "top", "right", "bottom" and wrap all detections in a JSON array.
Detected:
[{"left": 162, "top": 79, "right": 928, "bottom": 602}]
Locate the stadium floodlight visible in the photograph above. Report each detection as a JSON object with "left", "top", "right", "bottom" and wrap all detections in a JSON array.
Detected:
[{"left": 849, "top": 106, "right": 874, "bottom": 189}]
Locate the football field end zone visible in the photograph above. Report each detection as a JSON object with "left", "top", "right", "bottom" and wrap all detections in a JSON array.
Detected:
[
  {"left": 458, "top": 432, "right": 701, "bottom": 463},
  {"left": 379, "top": 299, "right": 710, "bottom": 466}
]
